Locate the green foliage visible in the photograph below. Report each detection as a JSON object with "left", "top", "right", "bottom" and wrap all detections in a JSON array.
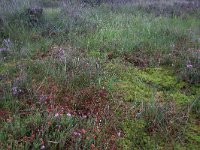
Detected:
[
  {"left": 0, "top": 0, "right": 200, "bottom": 149},
  {"left": 137, "top": 68, "right": 178, "bottom": 89},
  {"left": 119, "top": 119, "right": 158, "bottom": 149},
  {"left": 181, "top": 121, "right": 200, "bottom": 149},
  {"left": 175, "top": 50, "right": 200, "bottom": 84},
  {"left": 191, "top": 97, "right": 200, "bottom": 118},
  {"left": 170, "top": 92, "right": 191, "bottom": 104},
  {"left": 0, "top": 110, "right": 78, "bottom": 149},
  {"left": 77, "top": 8, "right": 199, "bottom": 55},
  {"left": 105, "top": 61, "right": 197, "bottom": 105},
  {"left": 105, "top": 61, "right": 152, "bottom": 102}
]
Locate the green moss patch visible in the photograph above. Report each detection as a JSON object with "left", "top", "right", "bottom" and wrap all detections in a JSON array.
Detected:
[{"left": 105, "top": 60, "right": 197, "bottom": 104}]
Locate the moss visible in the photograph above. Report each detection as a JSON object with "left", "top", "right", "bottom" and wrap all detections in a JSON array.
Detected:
[
  {"left": 105, "top": 61, "right": 152, "bottom": 102},
  {"left": 119, "top": 119, "right": 157, "bottom": 149},
  {"left": 169, "top": 92, "right": 192, "bottom": 105},
  {"left": 136, "top": 67, "right": 186, "bottom": 90},
  {"left": 105, "top": 61, "right": 197, "bottom": 104},
  {"left": 186, "top": 125, "right": 200, "bottom": 143},
  {"left": 182, "top": 122, "right": 200, "bottom": 150},
  {"left": 190, "top": 85, "right": 200, "bottom": 96},
  {"left": 114, "top": 81, "right": 152, "bottom": 102}
]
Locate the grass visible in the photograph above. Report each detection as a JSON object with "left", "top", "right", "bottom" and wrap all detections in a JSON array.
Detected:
[{"left": 0, "top": 0, "right": 200, "bottom": 149}]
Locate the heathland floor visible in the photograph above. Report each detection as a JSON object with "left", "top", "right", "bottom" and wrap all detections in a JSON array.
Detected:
[{"left": 0, "top": 0, "right": 200, "bottom": 149}]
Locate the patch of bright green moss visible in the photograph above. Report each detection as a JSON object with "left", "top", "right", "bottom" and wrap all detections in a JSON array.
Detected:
[
  {"left": 136, "top": 68, "right": 186, "bottom": 89},
  {"left": 169, "top": 92, "right": 192, "bottom": 105},
  {"left": 119, "top": 119, "right": 157, "bottom": 150},
  {"left": 186, "top": 124, "right": 200, "bottom": 143},
  {"left": 105, "top": 61, "right": 196, "bottom": 104},
  {"left": 182, "top": 121, "right": 200, "bottom": 149},
  {"left": 105, "top": 61, "right": 152, "bottom": 102}
]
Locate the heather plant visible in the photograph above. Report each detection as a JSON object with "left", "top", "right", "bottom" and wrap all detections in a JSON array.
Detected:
[{"left": 178, "top": 49, "right": 200, "bottom": 84}]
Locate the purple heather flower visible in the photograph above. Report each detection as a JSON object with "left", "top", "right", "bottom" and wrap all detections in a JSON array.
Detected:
[
  {"left": 12, "top": 87, "right": 18, "bottom": 95},
  {"left": 39, "top": 95, "right": 47, "bottom": 102},
  {"left": 186, "top": 64, "right": 193, "bottom": 68},
  {"left": 54, "top": 113, "right": 60, "bottom": 117},
  {"left": 3, "top": 38, "right": 12, "bottom": 48},
  {"left": 0, "top": 48, "right": 7, "bottom": 52},
  {"left": 67, "top": 113, "right": 72, "bottom": 117},
  {"left": 41, "top": 145, "right": 45, "bottom": 150},
  {"left": 12, "top": 86, "right": 22, "bottom": 96},
  {"left": 73, "top": 131, "right": 81, "bottom": 136}
]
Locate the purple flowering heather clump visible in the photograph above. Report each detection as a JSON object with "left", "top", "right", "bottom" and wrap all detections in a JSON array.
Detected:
[
  {"left": 0, "top": 48, "right": 8, "bottom": 52},
  {"left": 12, "top": 86, "right": 22, "bottom": 96},
  {"left": 12, "top": 87, "right": 18, "bottom": 95},
  {"left": 186, "top": 64, "right": 193, "bottom": 68},
  {"left": 3, "top": 39, "right": 12, "bottom": 48}
]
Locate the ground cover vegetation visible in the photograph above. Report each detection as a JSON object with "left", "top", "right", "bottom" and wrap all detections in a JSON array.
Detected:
[{"left": 0, "top": 0, "right": 200, "bottom": 149}]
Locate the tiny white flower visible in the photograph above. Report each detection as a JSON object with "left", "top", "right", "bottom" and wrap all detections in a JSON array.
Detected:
[
  {"left": 186, "top": 64, "right": 193, "bottom": 68},
  {"left": 55, "top": 113, "right": 59, "bottom": 117},
  {"left": 82, "top": 115, "right": 87, "bottom": 119},
  {"left": 67, "top": 113, "right": 72, "bottom": 117},
  {"left": 73, "top": 131, "right": 81, "bottom": 136},
  {"left": 117, "top": 131, "right": 121, "bottom": 137},
  {"left": 41, "top": 145, "right": 45, "bottom": 150}
]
